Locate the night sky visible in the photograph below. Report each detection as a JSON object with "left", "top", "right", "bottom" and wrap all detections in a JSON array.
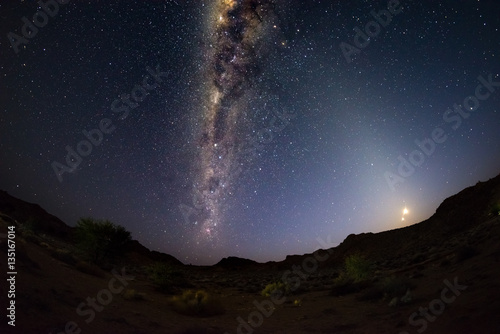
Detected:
[{"left": 1, "top": 0, "right": 499, "bottom": 265}]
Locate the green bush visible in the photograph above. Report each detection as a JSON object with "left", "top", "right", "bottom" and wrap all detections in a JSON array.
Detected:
[
  {"left": 75, "top": 217, "right": 131, "bottom": 264},
  {"left": 170, "top": 290, "right": 224, "bottom": 317},
  {"left": 489, "top": 202, "right": 500, "bottom": 216},
  {"left": 344, "top": 253, "right": 373, "bottom": 282},
  {"left": 21, "top": 216, "right": 41, "bottom": 235},
  {"left": 147, "top": 263, "right": 185, "bottom": 292},
  {"left": 261, "top": 281, "right": 290, "bottom": 298}
]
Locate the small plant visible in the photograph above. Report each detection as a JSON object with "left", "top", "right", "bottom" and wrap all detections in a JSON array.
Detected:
[
  {"left": 331, "top": 271, "right": 371, "bottom": 296},
  {"left": 21, "top": 216, "right": 40, "bottom": 235},
  {"left": 261, "top": 281, "right": 290, "bottom": 298},
  {"left": 331, "top": 254, "right": 374, "bottom": 296},
  {"left": 147, "top": 263, "right": 185, "bottom": 292},
  {"left": 333, "top": 271, "right": 351, "bottom": 285},
  {"left": 489, "top": 202, "right": 500, "bottom": 216},
  {"left": 170, "top": 290, "right": 225, "bottom": 317},
  {"left": 343, "top": 253, "right": 373, "bottom": 282}
]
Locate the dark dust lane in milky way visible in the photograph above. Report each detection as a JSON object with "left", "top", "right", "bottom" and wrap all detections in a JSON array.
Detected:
[{"left": 191, "top": 0, "right": 282, "bottom": 242}]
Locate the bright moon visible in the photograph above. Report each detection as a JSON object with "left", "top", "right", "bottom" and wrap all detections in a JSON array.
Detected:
[{"left": 401, "top": 207, "right": 409, "bottom": 221}]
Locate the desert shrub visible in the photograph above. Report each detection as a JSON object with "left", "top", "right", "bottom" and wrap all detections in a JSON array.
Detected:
[
  {"left": 75, "top": 217, "right": 131, "bottom": 264},
  {"left": 261, "top": 281, "right": 290, "bottom": 298},
  {"left": 170, "top": 290, "right": 225, "bottom": 317},
  {"left": 331, "top": 254, "right": 374, "bottom": 296},
  {"left": 333, "top": 270, "right": 352, "bottom": 285},
  {"left": 18, "top": 217, "right": 42, "bottom": 244},
  {"left": 75, "top": 261, "right": 105, "bottom": 277},
  {"left": 343, "top": 253, "right": 373, "bottom": 282},
  {"left": 489, "top": 202, "right": 500, "bottom": 216},
  {"left": 331, "top": 272, "right": 372, "bottom": 296},
  {"left": 21, "top": 216, "right": 40, "bottom": 235},
  {"left": 122, "top": 289, "right": 145, "bottom": 301},
  {"left": 50, "top": 249, "right": 76, "bottom": 266},
  {"left": 147, "top": 263, "right": 185, "bottom": 292}
]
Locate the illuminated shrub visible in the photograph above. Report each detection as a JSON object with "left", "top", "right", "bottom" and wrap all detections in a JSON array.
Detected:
[
  {"left": 261, "top": 281, "right": 290, "bottom": 298},
  {"left": 170, "top": 290, "right": 225, "bottom": 317},
  {"left": 343, "top": 253, "right": 373, "bottom": 282}
]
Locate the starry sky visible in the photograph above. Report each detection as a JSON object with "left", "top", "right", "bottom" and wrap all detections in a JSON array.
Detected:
[{"left": 1, "top": 0, "right": 499, "bottom": 265}]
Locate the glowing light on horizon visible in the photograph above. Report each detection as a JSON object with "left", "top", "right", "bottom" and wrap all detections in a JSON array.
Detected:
[{"left": 402, "top": 207, "right": 409, "bottom": 221}]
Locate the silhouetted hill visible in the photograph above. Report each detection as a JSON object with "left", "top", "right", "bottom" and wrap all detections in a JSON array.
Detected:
[
  {"left": 127, "top": 239, "right": 183, "bottom": 266},
  {"left": 0, "top": 190, "right": 183, "bottom": 266},
  {"left": 1, "top": 172, "right": 499, "bottom": 269},
  {"left": 0, "top": 190, "right": 71, "bottom": 237},
  {"left": 215, "top": 256, "right": 258, "bottom": 268},
  {"left": 282, "top": 173, "right": 500, "bottom": 269}
]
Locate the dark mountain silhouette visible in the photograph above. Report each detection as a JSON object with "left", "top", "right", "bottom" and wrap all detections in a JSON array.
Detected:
[
  {"left": 0, "top": 190, "right": 71, "bottom": 237},
  {"left": 215, "top": 256, "right": 258, "bottom": 268},
  {"left": 1, "top": 173, "right": 499, "bottom": 269},
  {"left": 258, "top": 173, "right": 500, "bottom": 270}
]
